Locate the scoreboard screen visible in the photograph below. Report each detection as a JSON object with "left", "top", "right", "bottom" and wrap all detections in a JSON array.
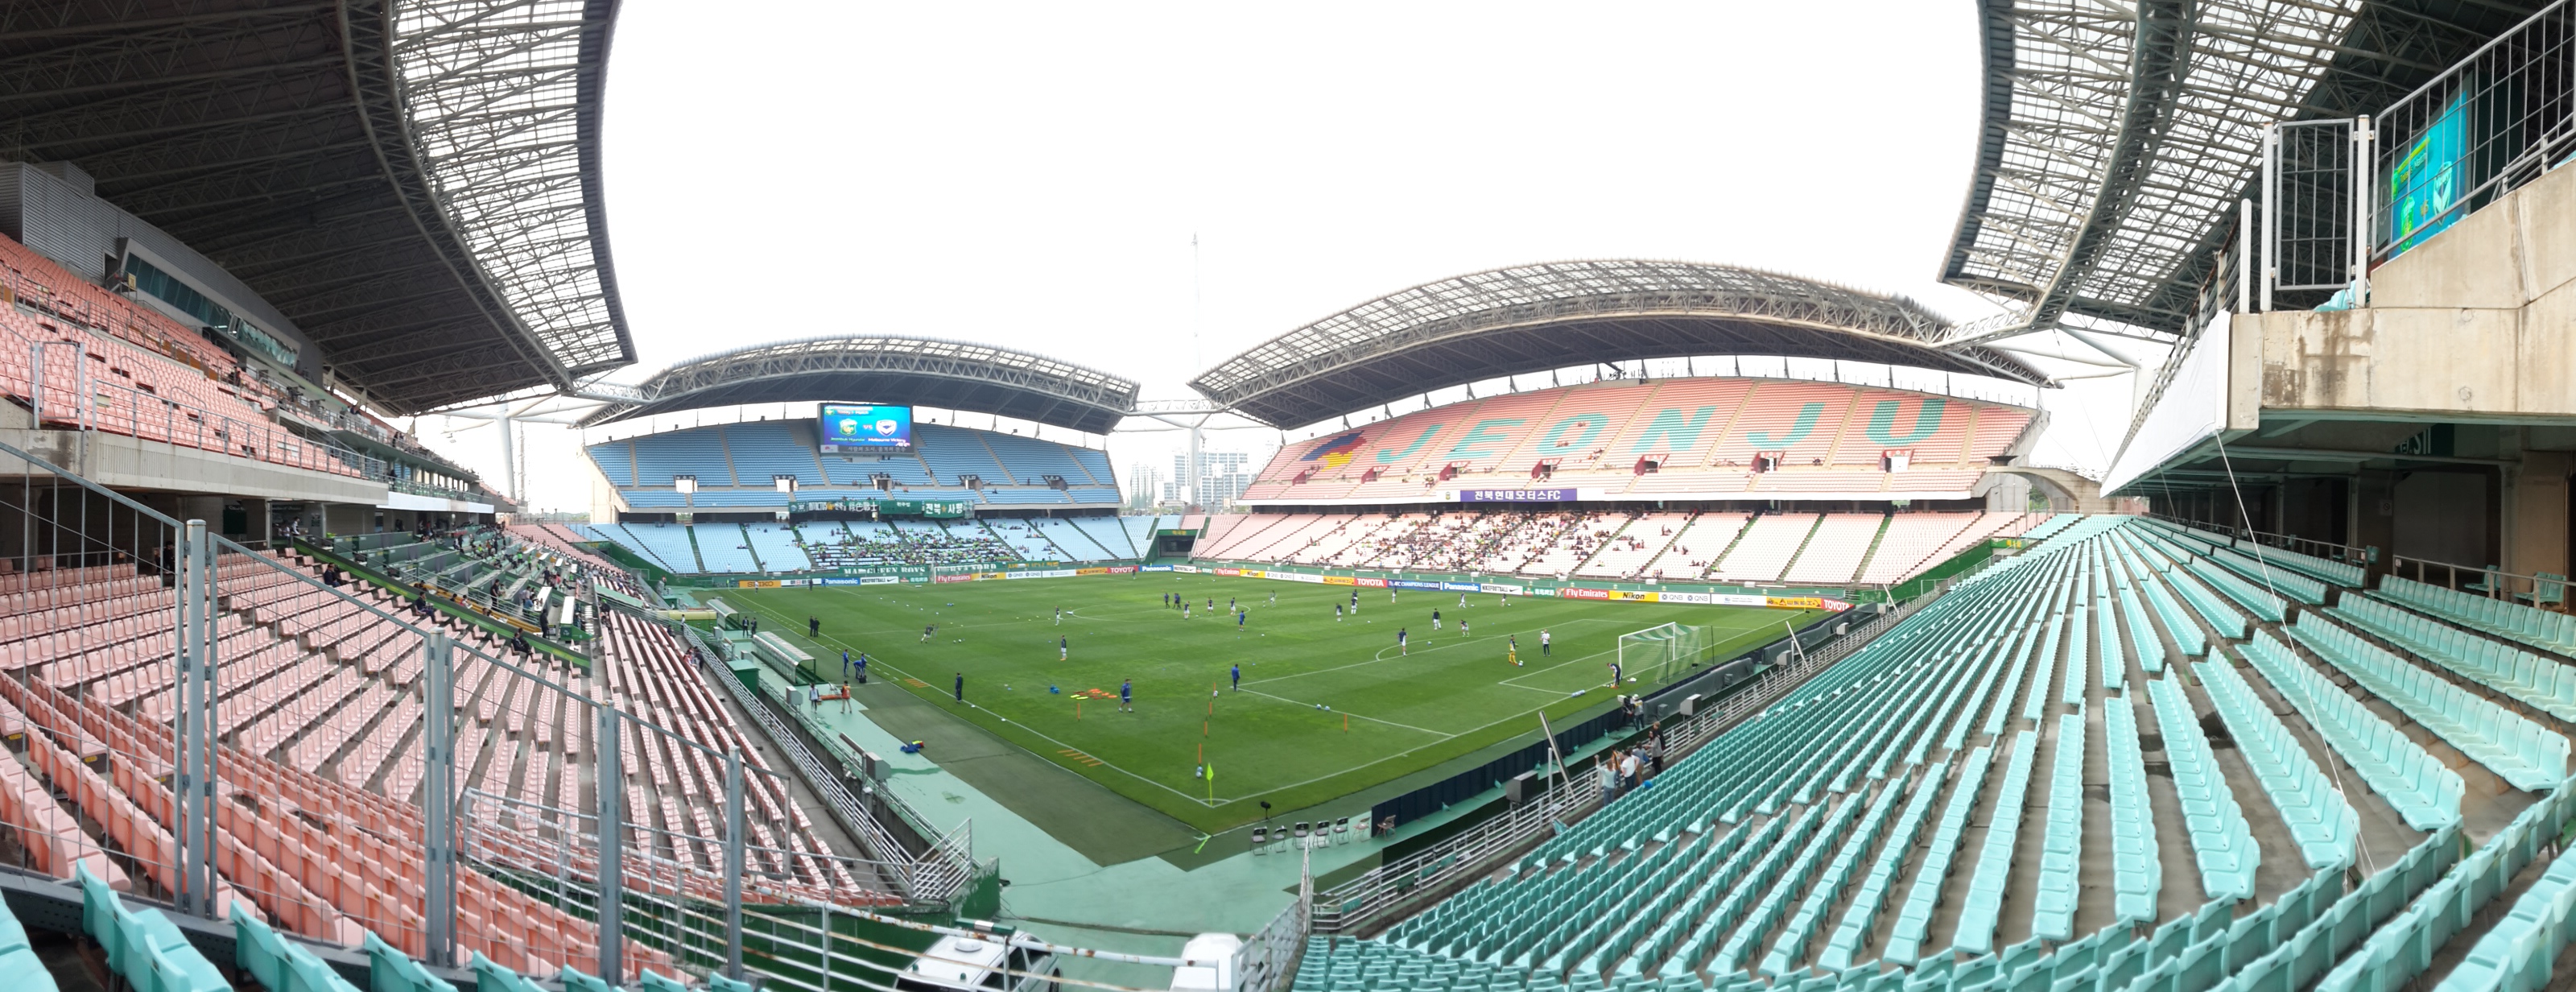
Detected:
[{"left": 819, "top": 403, "right": 912, "bottom": 450}]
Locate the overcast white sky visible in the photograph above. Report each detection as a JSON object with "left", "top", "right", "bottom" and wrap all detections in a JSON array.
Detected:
[{"left": 421, "top": 1, "right": 2146, "bottom": 514}]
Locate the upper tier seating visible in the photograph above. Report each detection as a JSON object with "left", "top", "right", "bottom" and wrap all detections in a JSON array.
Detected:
[
  {"left": 590, "top": 420, "right": 1118, "bottom": 510},
  {"left": 1248, "top": 377, "right": 2035, "bottom": 504},
  {"left": 723, "top": 421, "right": 825, "bottom": 487}
]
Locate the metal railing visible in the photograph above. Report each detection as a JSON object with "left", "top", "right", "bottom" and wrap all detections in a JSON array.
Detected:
[
  {"left": 2375, "top": 0, "right": 2576, "bottom": 264},
  {"left": 2145, "top": 513, "right": 2375, "bottom": 571},
  {"left": 0, "top": 436, "right": 916, "bottom": 983},
  {"left": 24, "top": 341, "right": 387, "bottom": 481},
  {"left": 2386, "top": 555, "right": 2568, "bottom": 606},
  {"left": 460, "top": 786, "right": 1265, "bottom": 992},
  {"left": 1307, "top": 586, "right": 1937, "bottom": 936},
  {"left": 674, "top": 621, "right": 983, "bottom": 910}
]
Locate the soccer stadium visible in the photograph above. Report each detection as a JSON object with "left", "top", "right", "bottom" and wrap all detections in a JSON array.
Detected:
[{"left": 5, "top": 2, "right": 2576, "bottom": 992}]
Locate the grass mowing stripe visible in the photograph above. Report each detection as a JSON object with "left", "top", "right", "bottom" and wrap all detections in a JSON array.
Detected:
[{"left": 724, "top": 575, "right": 1815, "bottom": 832}]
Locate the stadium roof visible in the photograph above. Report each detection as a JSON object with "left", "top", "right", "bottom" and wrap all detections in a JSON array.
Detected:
[
  {"left": 1189, "top": 259, "right": 2048, "bottom": 429},
  {"left": 1940, "top": 0, "right": 2545, "bottom": 346},
  {"left": 579, "top": 336, "right": 1142, "bottom": 435},
  {"left": 0, "top": 0, "right": 637, "bottom": 414}
]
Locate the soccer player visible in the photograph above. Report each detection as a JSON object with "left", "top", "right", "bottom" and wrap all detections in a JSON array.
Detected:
[
  {"left": 954, "top": 672, "right": 965, "bottom": 702},
  {"left": 1431, "top": 609, "right": 1441, "bottom": 630},
  {"left": 1608, "top": 661, "right": 1623, "bottom": 689},
  {"left": 1459, "top": 593, "right": 1468, "bottom": 608},
  {"left": 1508, "top": 634, "right": 1520, "bottom": 667},
  {"left": 1184, "top": 602, "right": 1191, "bottom": 619},
  {"left": 921, "top": 624, "right": 935, "bottom": 643},
  {"left": 1230, "top": 663, "right": 1241, "bottom": 690},
  {"left": 1055, "top": 606, "right": 1063, "bottom": 626},
  {"left": 1460, "top": 619, "right": 1470, "bottom": 638},
  {"left": 1228, "top": 597, "right": 1236, "bottom": 611},
  {"left": 1397, "top": 627, "right": 1409, "bottom": 656},
  {"left": 1335, "top": 603, "right": 1344, "bottom": 622},
  {"left": 1268, "top": 591, "right": 1277, "bottom": 606},
  {"left": 1542, "top": 629, "right": 1551, "bottom": 655},
  {"left": 1059, "top": 636, "right": 1068, "bottom": 662},
  {"left": 1237, "top": 609, "right": 1247, "bottom": 630},
  {"left": 1120, "top": 678, "right": 1134, "bottom": 713}
]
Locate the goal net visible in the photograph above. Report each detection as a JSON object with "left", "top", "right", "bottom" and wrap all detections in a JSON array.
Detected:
[{"left": 1615, "top": 622, "right": 1714, "bottom": 688}]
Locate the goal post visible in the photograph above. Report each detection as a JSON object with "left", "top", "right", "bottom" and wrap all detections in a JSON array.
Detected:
[{"left": 1616, "top": 622, "right": 1711, "bottom": 688}]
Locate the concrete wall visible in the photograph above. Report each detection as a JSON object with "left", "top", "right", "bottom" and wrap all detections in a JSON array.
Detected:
[{"left": 2239, "top": 155, "right": 2576, "bottom": 419}]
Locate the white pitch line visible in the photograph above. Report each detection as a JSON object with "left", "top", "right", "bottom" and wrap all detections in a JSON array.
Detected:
[{"left": 1232, "top": 688, "right": 1451, "bottom": 737}]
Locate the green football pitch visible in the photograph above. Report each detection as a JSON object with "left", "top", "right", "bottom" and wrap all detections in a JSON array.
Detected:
[{"left": 721, "top": 573, "right": 1812, "bottom": 833}]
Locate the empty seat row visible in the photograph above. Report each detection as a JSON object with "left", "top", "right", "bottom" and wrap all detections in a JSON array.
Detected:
[
  {"left": 1880, "top": 744, "right": 1995, "bottom": 965},
  {"left": 2374, "top": 575, "right": 2576, "bottom": 658},
  {"left": 2238, "top": 631, "right": 2462, "bottom": 830},
  {"left": 2196, "top": 659, "right": 2358, "bottom": 870},
  {"left": 1952, "top": 730, "right": 2041, "bottom": 956},
  {"left": 2289, "top": 614, "right": 2570, "bottom": 791},
  {"left": 2329, "top": 595, "right": 2576, "bottom": 723},
  {"left": 2032, "top": 711, "right": 2087, "bottom": 941},
  {"left": 2209, "top": 548, "right": 2330, "bottom": 605},
  {"left": 2145, "top": 676, "right": 2259, "bottom": 902},
  {"left": 2185, "top": 558, "right": 2291, "bottom": 623},
  {"left": 2103, "top": 695, "right": 2161, "bottom": 924}
]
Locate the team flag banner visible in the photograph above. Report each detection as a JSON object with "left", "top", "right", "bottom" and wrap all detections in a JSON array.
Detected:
[{"left": 1457, "top": 487, "right": 1576, "bottom": 502}]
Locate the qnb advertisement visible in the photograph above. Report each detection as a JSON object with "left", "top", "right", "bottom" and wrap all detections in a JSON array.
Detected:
[{"left": 819, "top": 403, "right": 912, "bottom": 451}]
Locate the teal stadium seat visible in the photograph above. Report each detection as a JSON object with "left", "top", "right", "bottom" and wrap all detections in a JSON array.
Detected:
[{"left": 2288, "top": 614, "right": 2570, "bottom": 790}]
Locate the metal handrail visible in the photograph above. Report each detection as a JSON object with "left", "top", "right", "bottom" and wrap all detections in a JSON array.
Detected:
[
  {"left": 675, "top": 622, "right": 980, "bottom": 909},
  {"left": 2372, "top": 0, "right": 2576, "bottom": 264},
  {"left": 1309, "top": 588, "right": 1934, "bottom": 935}
]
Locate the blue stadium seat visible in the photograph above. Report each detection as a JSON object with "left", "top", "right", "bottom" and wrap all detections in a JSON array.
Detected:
[{"left": 724, "top": 420, "right": 826, "bottom": 487}]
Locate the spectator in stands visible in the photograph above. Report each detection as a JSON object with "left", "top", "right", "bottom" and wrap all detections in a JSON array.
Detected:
[{"left": 1599, "top": 750, "right": 1621, "bottom": 805}]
